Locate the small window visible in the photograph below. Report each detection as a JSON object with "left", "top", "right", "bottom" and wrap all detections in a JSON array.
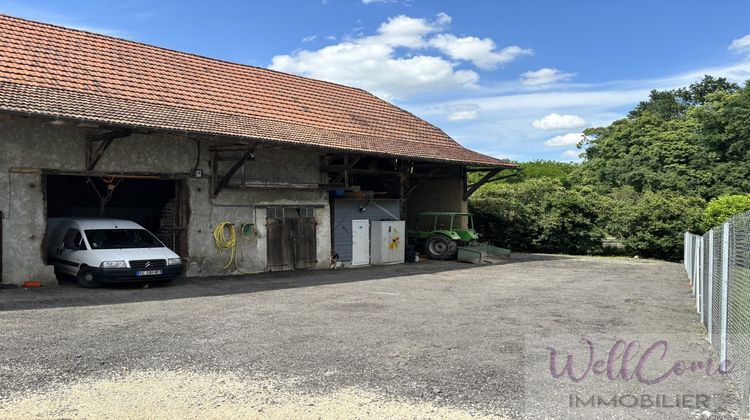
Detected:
[
  {"left": 267, "top": 207, "right": 281, "bottom": 219},
  {"left": 284, "top": 208, "right": 300, "bottom": 219},
  {"left": 267, "top": 207, "right": 315, "bottom": 219}
]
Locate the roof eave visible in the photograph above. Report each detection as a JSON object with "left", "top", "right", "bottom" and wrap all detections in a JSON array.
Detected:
[{"left": 0, "top": 109, "right": 517, "bottom": 168}]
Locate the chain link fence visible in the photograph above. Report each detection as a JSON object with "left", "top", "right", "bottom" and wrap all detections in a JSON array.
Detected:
[{"left": 685, "top": 212, "right": 750, "bottom": 414}]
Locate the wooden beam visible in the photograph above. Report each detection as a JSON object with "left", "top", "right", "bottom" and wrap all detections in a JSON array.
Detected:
[
  {"left": 404, "top": 167, "right": 440, "bottom": 198},
  {"left": 86, "top": 128, "right": 132, "bottom": 171},
  {"left": 323, "top": 167, "right": 402, "bottom": 176},
  {"left": 212, "top": 148, "right": 255, "bottom": 197},
  {"left": 318, "top": 183, "right": 348, "bottom": 191},
  {"left": 463, "top": 168, "right": 521, "bottom": 200}
]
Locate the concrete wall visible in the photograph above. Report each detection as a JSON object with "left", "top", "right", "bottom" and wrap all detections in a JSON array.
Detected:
[
  {"left": 405, "top": 176, "right": 468, "bottom": 228},
  {"left": 0, "top": 117, "right": 330, "bottom": 286}
]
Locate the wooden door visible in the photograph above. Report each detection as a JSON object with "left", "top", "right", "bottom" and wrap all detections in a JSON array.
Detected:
[
  {"left": 267, "top": 209, "right": 318, "bottom": 271},
  {"left": 266, "top": 218, "right": 294, "bottom": 271},
  {"left": 293, "top": 217, "right": 317, "bottom": 269}
]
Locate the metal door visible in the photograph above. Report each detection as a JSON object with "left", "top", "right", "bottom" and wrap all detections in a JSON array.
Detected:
[{"left": 351, "top": 219, "right": 370, "bottom": 266}]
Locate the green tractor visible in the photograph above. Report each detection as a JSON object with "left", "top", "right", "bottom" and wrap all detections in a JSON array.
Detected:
[{"left": 408, "top": 212, "right": 479, "bottom": 260}]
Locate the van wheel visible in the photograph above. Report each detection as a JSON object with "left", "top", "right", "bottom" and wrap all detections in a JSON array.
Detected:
[{"left": 76, "top": 268, "right": 100, "bottom": 288}]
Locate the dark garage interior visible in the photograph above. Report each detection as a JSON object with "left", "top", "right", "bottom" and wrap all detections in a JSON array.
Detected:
[{"left": 44, "top": 174, "right": 185, "bottom": 253}]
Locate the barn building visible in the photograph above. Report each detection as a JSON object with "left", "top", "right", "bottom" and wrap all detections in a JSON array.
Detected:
[{"left": 0, "top": 15, "right": 517, "bottom": 286}]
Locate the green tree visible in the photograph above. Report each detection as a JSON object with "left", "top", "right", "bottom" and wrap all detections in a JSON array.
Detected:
[{"left": 574, "top": 76, "right": 744, "bottom": 199}]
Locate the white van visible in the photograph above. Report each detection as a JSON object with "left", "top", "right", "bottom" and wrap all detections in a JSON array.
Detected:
[{"left": 47, "top": 218, "right": 183, "bottom": 287}]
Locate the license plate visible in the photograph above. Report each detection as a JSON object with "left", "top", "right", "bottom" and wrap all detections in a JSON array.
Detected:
[{"left": 136, "top": 270, "right": 162, "bottom": 276}]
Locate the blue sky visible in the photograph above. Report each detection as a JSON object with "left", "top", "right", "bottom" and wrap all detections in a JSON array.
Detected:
[{"left": 2, "top": 0, "right": 750, "bottom": 162}]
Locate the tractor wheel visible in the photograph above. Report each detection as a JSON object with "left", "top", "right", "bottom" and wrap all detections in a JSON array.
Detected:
[{"left": 425, "top": 235, "right": 458, "bottom": 260}]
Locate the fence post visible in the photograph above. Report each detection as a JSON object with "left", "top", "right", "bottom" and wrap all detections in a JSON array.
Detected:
[
  {"left": 721, "top": 222, "right": 730, "bottom": 366},
  {"left": 695, "top": 237, "right": 703, "bottom": 314},
  {"left": 692, "top": 235, "right": 696, "bottom": 288},
  {"left": 707, "top": 230, "right": 714, "bottom": 341},
  {"left": 682, "top": 232, "right": 690, "bottom": 278}
]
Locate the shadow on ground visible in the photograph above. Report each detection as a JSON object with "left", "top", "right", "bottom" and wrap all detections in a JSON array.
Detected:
[{"left": 0, "top": 253, "right": 570, "bottom": 312}]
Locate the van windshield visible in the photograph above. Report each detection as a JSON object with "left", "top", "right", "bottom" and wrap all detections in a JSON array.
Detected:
[{"left": 84, "top": 229, "right": 164, "bottom": 249}]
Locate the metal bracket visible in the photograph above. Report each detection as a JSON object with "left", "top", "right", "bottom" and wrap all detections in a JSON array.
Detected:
[
  {"left": 463, "top": 168, "right": 520, "bottom": 200},
  {"left": 212, "top": 148, "right": 256, "bottom": 197},
  {"left": 86, "top": 129, "right": 133, "bottom": 171}
]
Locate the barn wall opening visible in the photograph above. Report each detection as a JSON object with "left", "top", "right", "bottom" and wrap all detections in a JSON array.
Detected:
[{"left": 44, "top": 174, "right": 188, "bottom": 257}]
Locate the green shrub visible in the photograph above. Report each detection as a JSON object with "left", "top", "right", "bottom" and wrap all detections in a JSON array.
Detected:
[
  {"left": 470, "top": 178, "right": 609, "bottom": 255},
  {"left": 700, "top": 194, "right": 750, "bottom": 230},
  {"left": 608, "top": 191, "right": 704, "bottom": 260}
]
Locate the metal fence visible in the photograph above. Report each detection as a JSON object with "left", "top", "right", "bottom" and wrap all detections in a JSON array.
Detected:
[{"left": 685, "top": 212, "right": 750, "bottom": 413}]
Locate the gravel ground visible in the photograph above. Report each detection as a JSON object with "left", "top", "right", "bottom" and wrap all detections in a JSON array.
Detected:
[{"left": 0, "top": 254, "right": 739, "bottom": 419}]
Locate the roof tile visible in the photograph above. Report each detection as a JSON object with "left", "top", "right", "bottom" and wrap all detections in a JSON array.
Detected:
[{"left": 0, "top": 14, "right": 515, "bottom": 167}]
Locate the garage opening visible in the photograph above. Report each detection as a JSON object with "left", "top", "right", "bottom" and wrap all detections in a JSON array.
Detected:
[{"left": 44, "top": 174, "right": 188, "bottom": 256}]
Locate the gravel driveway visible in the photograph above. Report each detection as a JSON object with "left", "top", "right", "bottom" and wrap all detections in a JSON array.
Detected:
[{"left": 0, "top": 254, "right": 738, "bottom": 419}]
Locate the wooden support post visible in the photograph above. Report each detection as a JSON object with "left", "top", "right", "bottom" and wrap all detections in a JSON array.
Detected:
[{"left": 399, "top": 161, "right": 409, "bottom": 219}]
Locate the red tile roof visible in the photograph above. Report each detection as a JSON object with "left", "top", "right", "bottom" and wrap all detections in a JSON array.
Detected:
[{"left": 0, "top": 14, "right": 515, "bottom": 167}]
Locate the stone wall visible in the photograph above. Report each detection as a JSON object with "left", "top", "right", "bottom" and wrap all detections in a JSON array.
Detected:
[{"left": 0, "top": 116, "right": 330, "bottom": 285}]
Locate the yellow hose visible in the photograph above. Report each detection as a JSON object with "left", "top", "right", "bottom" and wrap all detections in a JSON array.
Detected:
[{"left": 213, "top": 221, "right": 255, "bottom": 274}]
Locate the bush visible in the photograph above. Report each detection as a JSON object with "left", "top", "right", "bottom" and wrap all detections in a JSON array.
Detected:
[
  {"left": 608, "top": 191, "right": 704, "bottom": 260},
  {"left": 470, "top": 178, "right": 609, "bottom": 255},
  {"left": 700, "top": 194, "right": 750, "bottom": 230}
]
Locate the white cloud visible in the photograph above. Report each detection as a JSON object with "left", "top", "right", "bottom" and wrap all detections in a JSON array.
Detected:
[
  {"left": 531, "top": 113, "right": 587, "bottom": 130},
  {"left": 270, "top": 13, "right": 531, "bottom": 99},
  {"left": 429, "top": 34, "right": 532, "bottom": 70},
  {"left": 447, "top": 110, "right": 479, "bottom": 121},
  {"left": 561, "top": 149, "right": 581, "bottom": 160},
  {"left": 434, "top": 12, "right": 452, "bottom": 26},
  {"left": 729, "top": 34, "right": 750, "bottom": 54},
  {"left": 302, "top": 35, "right": 317, "bottom": 43},
  {"left": 270, "top": 13, "right": 516, "bottom": 99},
  {"left": 270, "top": 42, "right": 478, "bottom": 99},
  {"left": 520, "top": 68, "right": 575, "bottom": 86},
  {"left": 544, "top": 132, "right": 583, "bottom": 147},
  {"left": 374, "top": 14, "right": 447, "bottom": 48}
]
